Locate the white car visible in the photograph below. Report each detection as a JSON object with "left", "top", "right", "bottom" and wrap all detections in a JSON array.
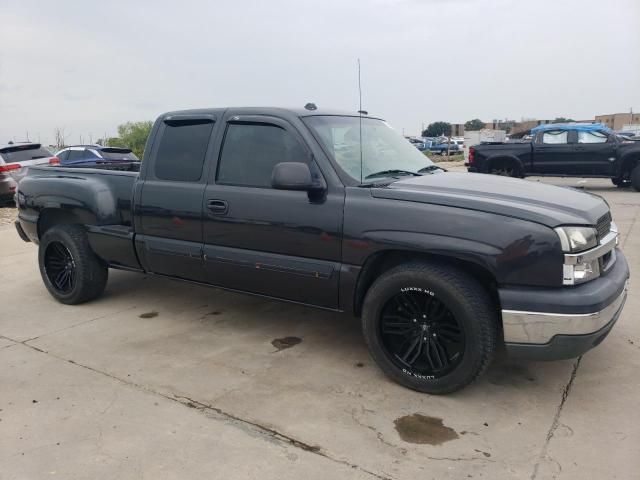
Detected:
[{"left": 0, "top": 143, "right": 59, "bottom": 205}]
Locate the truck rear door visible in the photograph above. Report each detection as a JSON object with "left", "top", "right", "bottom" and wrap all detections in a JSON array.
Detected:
[
  {"left": 573, "top": 130, "right": 617, "bottom": 175},
  {"left": 135, "top": 115, "right": 216, "bottom": 281}
]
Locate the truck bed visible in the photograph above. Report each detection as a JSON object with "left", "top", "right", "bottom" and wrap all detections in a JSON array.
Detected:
[{"left": 16, "top": 165, "right": 141, "bottom": 270}]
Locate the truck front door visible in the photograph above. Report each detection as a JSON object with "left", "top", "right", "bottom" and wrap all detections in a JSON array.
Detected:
[
  {"left": 201, "top": 112, "right": 344, "bottom": 309},
  {"left": 531, "top": 129, "right": 580, "bottom": 175}
]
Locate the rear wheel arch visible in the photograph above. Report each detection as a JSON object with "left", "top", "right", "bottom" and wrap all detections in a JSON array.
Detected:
[
  {"left": 353, "top": 250, "right": 500, "bottom": 318},
  {"left": 486, "top": 155, "right": 524, "bottom": 177},
  {"left": 37, "top": 209, "right": 85, "bottom": 239}
]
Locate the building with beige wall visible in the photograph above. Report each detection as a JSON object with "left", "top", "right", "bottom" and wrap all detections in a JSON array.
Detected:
[{"left": 595, "top": 113, "right": 640, "bottom": 131}]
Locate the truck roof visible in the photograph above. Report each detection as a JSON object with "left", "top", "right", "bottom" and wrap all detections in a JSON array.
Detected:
[
  {"left": 530, "top": 123, "right": 611, "bottom": 134},
  {"left": 160, "top": 106, "right": 384, "bottom": 121}
]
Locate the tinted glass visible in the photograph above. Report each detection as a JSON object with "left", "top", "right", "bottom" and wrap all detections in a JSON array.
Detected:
[
  {"left": 217, "top": 123, "right": 307, "bottom": 187},
  {"left": 57, "top": 150, "right": 69, "bottom": 162},
  {"left": 84, "top": 150, "right": 99, "bottom": 158},
  {"left": 542, "top": 131, "right": 568, "bottom": 144},
  {"left": 67, "top": 150, "right": 87, "bottom": 162},
  {"left": 0, "top": 145, "right": 52, "bottom": 163},
  {"left": 99, "top": 148, "right": 139, "bottom": 160},
  {"left": 155, "top": 121, "right": 214, "bottom": 181}
]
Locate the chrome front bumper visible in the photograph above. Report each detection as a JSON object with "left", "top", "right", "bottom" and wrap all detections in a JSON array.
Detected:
[{"left": 502, "top": 282, "right": 628, "bottom": 345}]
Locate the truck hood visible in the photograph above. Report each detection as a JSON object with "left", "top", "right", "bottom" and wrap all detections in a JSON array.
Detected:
[{"left": 371, "top": 172, "right": 609, "bottom": 228}]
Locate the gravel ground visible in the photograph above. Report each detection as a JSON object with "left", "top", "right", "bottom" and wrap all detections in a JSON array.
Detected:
[{"left": 0, "top": 206, "right": 17, "bottom": 227}]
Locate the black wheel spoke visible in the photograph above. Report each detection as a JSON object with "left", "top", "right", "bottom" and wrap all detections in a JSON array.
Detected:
[
  {"left": 382, "top": 322, "right": 414, "bottom": 337},
  {"left": 400, "top": 335, "right": 421, "bottom": 363},
  {"left": 401, "top": 292, "right": 422, "bottom": 316}
]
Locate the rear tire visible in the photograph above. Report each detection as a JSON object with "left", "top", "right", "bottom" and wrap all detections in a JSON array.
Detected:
[
  {"left": 38, "top": 224, "right": 108, "bottom": 304},
  {"left": 361, "top": 262, "right": 498, "bottom": 394},
  {"left": 489, "top": 161, "right": 522, "bottom": 178},
  {"left": 631, "top": 165, "right": 640, "bottom": 192}
]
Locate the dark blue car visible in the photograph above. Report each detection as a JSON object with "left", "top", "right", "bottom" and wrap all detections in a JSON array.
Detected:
[{"left": 55, "top": 145, "right": 139, "bottom": 166}]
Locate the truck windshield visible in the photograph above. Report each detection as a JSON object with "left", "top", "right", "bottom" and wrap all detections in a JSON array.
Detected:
[{"left": 303, "top": 116, "right": 436, "bottom": 183}]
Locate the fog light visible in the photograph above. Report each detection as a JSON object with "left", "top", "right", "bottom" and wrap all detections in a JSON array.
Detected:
[{"left": 563, "top": 258, "right": 600, "bottom": 285}]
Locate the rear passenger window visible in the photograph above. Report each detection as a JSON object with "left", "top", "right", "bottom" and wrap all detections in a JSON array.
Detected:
[
  {"left": 542, "top": 131, "right": 568, "bottom": 144},
  {"left": 217, "top": 123, "right": 308, "bottom": 188},
  {"left": 578, "top": 131, "right": 608, "bottom": 143},
  {"left": 57, "top": 150, "right": 69, "bottom": 162},
  {"left": 67, "top": 150, "right": 86, "bottom": 161},
  {"left": 155, "top": 120, "right": 214, "bottom": 181}
]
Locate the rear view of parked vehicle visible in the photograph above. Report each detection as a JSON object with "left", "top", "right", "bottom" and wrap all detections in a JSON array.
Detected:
[
  {"left": 56, "top": 145, "right": 139, "bottom": 167},
  {"left": 0, "top": 143, "right": 59, "bottom": 205}
]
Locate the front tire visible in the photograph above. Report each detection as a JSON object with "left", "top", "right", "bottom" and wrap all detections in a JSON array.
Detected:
[
  {"left": 361, "top": 262, "right": 497, "bottom": 394},
  {"left": 38, "top": 224, "right": 108, "bottom": 304}
]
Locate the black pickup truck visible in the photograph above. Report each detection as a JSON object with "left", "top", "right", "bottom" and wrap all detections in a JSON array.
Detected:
[
  {"left": 467, "top": 123, "right": 640, "bottom": 190},
  {"left": 15, "top": 107, "right": 629, "bottom": 394}
]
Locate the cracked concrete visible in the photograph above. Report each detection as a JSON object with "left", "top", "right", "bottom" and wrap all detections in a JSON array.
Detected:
[{"left": 1, "top": 176, "right": 639, "bottom": 479}]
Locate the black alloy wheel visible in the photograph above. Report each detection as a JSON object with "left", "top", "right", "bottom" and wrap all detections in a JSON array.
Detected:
[
  {"left": 44, "top": 241, "right": 76, "bottom": 294},
  {"left": 380, "top": 290, "right": 464, "bottom": 378}
]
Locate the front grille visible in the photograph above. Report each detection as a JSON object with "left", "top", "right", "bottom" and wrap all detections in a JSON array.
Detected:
[{"left": 596, "top": 212, "right": 612, "bottom": 240}]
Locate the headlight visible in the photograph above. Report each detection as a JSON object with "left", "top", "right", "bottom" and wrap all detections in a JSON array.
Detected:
[{"left": 554, "top": 226, "right": 598, "bottom": 253}]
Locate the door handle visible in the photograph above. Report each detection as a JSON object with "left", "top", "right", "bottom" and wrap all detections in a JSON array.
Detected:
[{"left": 207, "top": 199, "right": 228, "bottom": 215}]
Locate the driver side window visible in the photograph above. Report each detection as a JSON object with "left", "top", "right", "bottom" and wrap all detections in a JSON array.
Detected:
[{"left": 217, "top": 123, "right": 308, "bottom": 188}]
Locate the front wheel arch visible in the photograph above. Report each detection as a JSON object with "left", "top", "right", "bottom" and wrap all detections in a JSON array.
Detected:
[{"left": 353, "top": 250, "right": 500, "bottom": 318}]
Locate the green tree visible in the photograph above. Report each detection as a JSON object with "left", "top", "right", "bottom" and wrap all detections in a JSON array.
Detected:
[
  {"left": 422, "top": 121, "right": 451, "bottom": 137},
  {"left": 116, "top": 121, "right": 153, "bottom": 158},
  {"left": 552, "top": 117, "right": 574, "bottom": 124},
  {"left": 464, "top": 118, "right": 485, "bottom": 131}
]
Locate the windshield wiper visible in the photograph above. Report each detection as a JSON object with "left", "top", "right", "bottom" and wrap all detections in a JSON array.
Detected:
[
  {"left": 418, "top": 165, "right": 445, "bottom": 173},
  {"left": 365, "top": 169, "right": 422, "bottom": 180}
]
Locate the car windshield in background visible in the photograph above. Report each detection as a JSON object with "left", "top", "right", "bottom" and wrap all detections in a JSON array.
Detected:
[
  {"left": 304, "top": 116, "right": 436, "bottom": 183},
  {"left": 99, "top": 148, "right": 139, "bottom": 160},
  {"left": 0, "top": 145, "right": 52, "bottom": 163}
]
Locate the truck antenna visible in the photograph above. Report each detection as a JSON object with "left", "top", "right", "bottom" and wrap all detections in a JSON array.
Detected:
[{"left": 358, "top": 58, "right": 363, "bottom": 183}]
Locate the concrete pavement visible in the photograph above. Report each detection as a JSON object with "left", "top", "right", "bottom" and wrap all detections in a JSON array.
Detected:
[{"left": 1, "top": 176, "right": 638, "bottom": 479}]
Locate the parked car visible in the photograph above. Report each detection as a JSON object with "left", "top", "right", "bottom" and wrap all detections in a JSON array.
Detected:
[
  {"left": 15, "top": 107, "right": 629, "bottom": 394},
  {"left": 56, "top": 145, "right": 139, "bottom": 166},
  {"left": 429, "top": 140, "right": 460, "bottom": 156},
  {"left": 467, "top": 123, "right": 640, "bottom": 190},
  {"left": 0, "top": 143, "right": 59, "bottom": 205}
]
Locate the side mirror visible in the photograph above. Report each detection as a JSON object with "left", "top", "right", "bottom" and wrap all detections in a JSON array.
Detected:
[{"left": 271, "top": 162, "right": 324, "bottom": 191}]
